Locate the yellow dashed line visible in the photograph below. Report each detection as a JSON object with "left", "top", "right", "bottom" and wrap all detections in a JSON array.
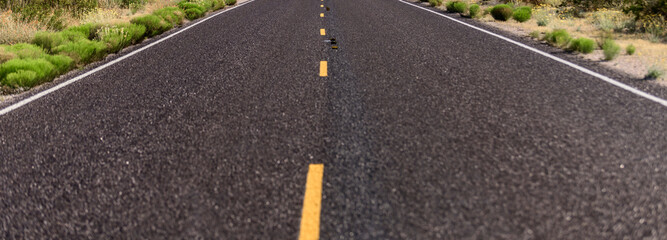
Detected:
[
  {"left": 320, "top": 28, "right": 326, "bottom": 36},
  {"left": 319, "top": 61, "right": 328, "bottom": 77},
  {"left": 320, "top": 4, "right": 324, "bottom": 7},
  {"left": 320, "top": 13, "right": 324, "bottom": 17},
  {"left": 298, "top": 164, "right": 324, "bottom": 240}
]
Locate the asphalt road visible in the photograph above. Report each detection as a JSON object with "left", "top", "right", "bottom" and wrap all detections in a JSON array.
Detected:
[{"left": 1, "top": 0, "right": 666, "bottom": 238}]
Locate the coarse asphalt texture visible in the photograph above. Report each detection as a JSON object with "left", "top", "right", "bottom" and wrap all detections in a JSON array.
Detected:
[{"left": 1, "top": 0, "right": 666, "bottom": 238}]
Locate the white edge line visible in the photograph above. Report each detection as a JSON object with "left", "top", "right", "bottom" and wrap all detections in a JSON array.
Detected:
[
  {"left": 0, "top": 0, "right": 256, "bottom": 116},
  {"left": 398, "top": 0, "right": 667, "bottom": 107}
]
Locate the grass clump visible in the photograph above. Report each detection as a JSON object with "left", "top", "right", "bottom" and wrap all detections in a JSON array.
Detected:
[
  {"left": 469, "top": 4, "right": 481, "bottom": 18},
  {"left": 32, "top": 32, "right": 67, "bottom": 53},
  {"left": 130, "top": 14, "right": 172, "bottom": 37},
  {"left": 544, "top": 29, "right": 571, "bottom": 47},
  {"left": 512, "top": 6, "right": 532, "bottom": 22},
  {"left": 43, "top": 54, "right": 74, "bottom": 74},
  {"left": 601, "top": 39, "right": 620, "bottom": 60},
  {"left": 446, "top": 1, "right": 467, "bottom": 13},
  {"left": 120, "top": 23, "right": 148, "bottom": 44},
  {"left": 178, "top": 1, "right": 208, "bottom": 12},
  {"left": 491, "top": 4, "right": 513, "bottom": 21},
  {"left": 5, "top": 70, "right": 38, "bottom": 87},
  {"left": 63, "top": 23, "right": 99, "bottom": 40},
  {"left": 3, "top": 43, "right": 48, "bottom": 59},
  {"left": 626, "top": 44, "right": 636, "bottom": 55},
  {"left": 153, "top": 7, "right": 185, "bottom": 26},
  {"left": 429, "top": 0, "right": 443, "bottom": 7},
  {"left": 213, "top": 0, "right": 226, "bottom": 10},
  {"left": 529, "top": 30, "right": 540, "bottom": 39},
  {"left": 0, "top": 57, "right": 71, "bottom": 88},
  {"left": 178, "top": 1, "right": 209, "bottom": 20},
  {"left": 53, "top": 39, "right": 107, "bottom": 64},
  {"left": 568, "top": 37, "right": 595, "bottom": 53},
  {"left": 225, "top": 0, "right": 237, "bottom": 5},
  {"left": 0, "top": 44, "right": 75, "bottom": 80},
  {"left": 537, "top": 18, "right": 549, "bottom": 26},
  {"left": 645, "top": 66, "right": 664, "bottom": 80},
  {"left": 1, "top": 59, "right": 53, "bottom": 88},
  {"left": 95, "top": 24, "right": 146, "bottom": 53},
  {"left": 184, "top": 8, "right": 205, "bottom": 20}
]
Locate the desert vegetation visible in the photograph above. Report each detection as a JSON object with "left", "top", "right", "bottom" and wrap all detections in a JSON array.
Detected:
[{"left": 0, "top": 0, "right": 236, "bottom": 92}]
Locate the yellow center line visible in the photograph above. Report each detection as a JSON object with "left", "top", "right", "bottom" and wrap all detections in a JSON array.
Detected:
[
  {"left": 320, "top": 4, "right": 324, "bottom": 7},
  {"left": 299, "top": 164, "right": 325, "bottom": 240},
  {"left": 320, "top": 13, "right": 324, "bottom": 17},
  {"left": 320, "top": 28, "right": 326, "bottom": 36},
  {"left": 319, "top": 61, "right": 328, "bottom": 77}
]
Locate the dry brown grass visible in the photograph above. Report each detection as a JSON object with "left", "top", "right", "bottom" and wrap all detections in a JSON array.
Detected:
[
  {"left": 78, "top": 0, "right": 180, "bottom": 25},
  {"left": 0, "top": 10, "right": 48, "bottom": 44}
]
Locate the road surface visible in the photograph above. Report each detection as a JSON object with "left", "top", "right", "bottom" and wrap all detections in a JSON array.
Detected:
[{"left": 1, "top": 0, "right": 666, "bottom": 238}]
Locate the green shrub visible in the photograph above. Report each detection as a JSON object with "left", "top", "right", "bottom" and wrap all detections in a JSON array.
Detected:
[
  {"left": 544, "top": 29, "right": 571, "bottom": 47},
  {"left": 0, "top": 52, "right": 73, "bottom": 88},
  {"left": 128, "top": 24, "right": 147, "bottom": 43},
  {"left": 100, "top": 23, "right": 147, "bottom": 45},
  {"left": 537, "top": 18, "right": 549, "bottom": 26},
  {"left": 32, "top": 32, "right": 66, "bottom": 53},
  {"left": 178, "top": 2, "right": 207, "bottom": 12},
  {"left": 95, "top": 25, "right": 133, "bottom": 53},
  {"left": 641, "top": 14, "right": 665, "bottom": 43},
  {"left": 469, "top": 4, "right": 481, "bottom": 18},
  {"left": 512, "top": 6, "right": 532, "bottom": 22},
  {"left": 64, "top": 23, "right": 98, "bottom": 40},
  {"left": 213, "top": 0, "right": 226, "bottom": 10},
  {"left": 447, "top": 1, "right": 467, "bottom": 13},
  {"left": 153, "top": 7, "right": 185, "bottom": 25},
  {"left": 130, "top": 14, "right": 173, "bottom": 37},
  {"left": 529, "top": 30, "right": 540, "bottom": 39},
  {"left": 5, "top": 70, "right": 39, "bottom": 88},
  {"left": 0, "top": 58, "right": 55, "bottom": 88},
  {"left": 626, "top": 44, "right": 636, "bottom": 55},
  {"left": 53, "top": 39, "right": 107, "bottom": 64},
  {"left": 429, "top": 0, "right": 443, "bottom": 7},
  {"left": 645, "top": 66, "right": 664, "bottom": 80},
  {"left": 3, "top": 44, "right": 47, "bottom": 59},
  {"left": 43, "top": 54, "right": 74, "bottom": 74},
  {"left": 225, "top": 0, "right": 236, "bottom": 5},
  {"left": 204, "top": 0, "right": 217, "bottom": 10},
  {"left": 184, "top": 8, "right": 205, "bottom": 20},
  {"left": 59, "top": 30, "right": 90, "bottom": 43},
  {"left": 491, "top": 4, "right": 513, "bottom": 21},
  {"left": 445, "top": 1, "right": 455, "bottom": 11},
  {"left": 568, "top": 37, "right": 596, "bottom": 53},
  {"left": 602, "top": 39, "right": 620, "bottom": 60}
]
